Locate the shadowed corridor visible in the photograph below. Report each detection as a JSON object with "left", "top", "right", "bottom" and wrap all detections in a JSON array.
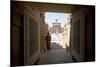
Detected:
[{"left": 11, "top": 1, "right": 95, "bottom": 66}]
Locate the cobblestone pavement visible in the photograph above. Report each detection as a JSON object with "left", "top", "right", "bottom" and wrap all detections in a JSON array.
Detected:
[{"left": 39, "top": 48, "right": 74, "bottom": 65}]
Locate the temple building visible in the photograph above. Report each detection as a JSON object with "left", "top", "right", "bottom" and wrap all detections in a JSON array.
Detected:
[{"left": 49, "top": 19, "right": 63, "bottom": 34}]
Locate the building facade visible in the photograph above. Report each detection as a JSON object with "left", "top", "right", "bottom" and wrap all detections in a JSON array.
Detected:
[
  {"left": 49, "top": 19, "right": 63, "bottom": 34},
  {"left": 62, "top": 15, "right": 72, "bottom": 48}
]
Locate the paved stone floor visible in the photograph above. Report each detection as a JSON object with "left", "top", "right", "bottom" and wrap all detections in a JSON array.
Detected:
[
  {"left": 39, "top": 48, "right": 74, "bottom": 65},
  {"left": 51, "top": 42, "right": 63, "bottom": 49}
]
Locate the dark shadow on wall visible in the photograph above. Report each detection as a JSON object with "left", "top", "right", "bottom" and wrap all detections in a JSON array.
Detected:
[{"left": 70, "top": 6, "right": 95, "bottom": 62}]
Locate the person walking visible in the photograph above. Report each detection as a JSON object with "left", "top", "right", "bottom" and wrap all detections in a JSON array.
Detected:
[{"left": 45, "top": 32, "right": 51, "bottom": 50}]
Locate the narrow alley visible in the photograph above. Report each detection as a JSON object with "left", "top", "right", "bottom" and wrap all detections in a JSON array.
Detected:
[{"left": 11, "top": 1, "right": 95, "bottom": 66}]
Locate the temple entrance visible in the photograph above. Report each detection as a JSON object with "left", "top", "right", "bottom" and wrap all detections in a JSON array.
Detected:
[
  {"left": 45, "top": 12, "right": 72, "bottom": 50},
  {"left": 51, "top": 32, "right": 63, "bottom": 49}
]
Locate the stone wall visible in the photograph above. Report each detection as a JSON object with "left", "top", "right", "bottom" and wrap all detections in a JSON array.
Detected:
[
  {"left": 62, "top": 15, "right": 71, "bottom": 49},
  {"left": 70, "top": 6, "right": 95, "bottom": 62},
  {"left": 11, "top": 1, "right": 24, "bottom": 66},
  {"left": 11, "top": 1, "right": 49, "bottom": 66},
  {"left": 40, "top": 12, "right": 48, "bottom": 54}
]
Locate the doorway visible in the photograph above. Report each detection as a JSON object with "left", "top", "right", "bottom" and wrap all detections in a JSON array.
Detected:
[{"left": 45, "top": 12, "right": 72, "bottom": 50}]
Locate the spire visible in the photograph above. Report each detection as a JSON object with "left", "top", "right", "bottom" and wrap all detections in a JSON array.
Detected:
[{"left": 55, "top": 19, "right": 58, "bottom": 23}]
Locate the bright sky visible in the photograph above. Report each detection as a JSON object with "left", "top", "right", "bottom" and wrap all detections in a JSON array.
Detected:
[{"left": 45, "top": 12, "right": 70, "bottom": 27}]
